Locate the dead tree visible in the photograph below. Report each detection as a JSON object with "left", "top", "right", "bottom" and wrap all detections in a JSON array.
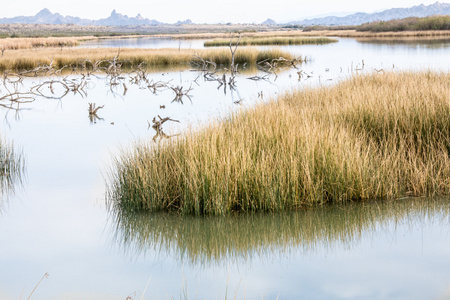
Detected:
[{"left": 229, "top": 34, "right": 241, "bottom": 77}]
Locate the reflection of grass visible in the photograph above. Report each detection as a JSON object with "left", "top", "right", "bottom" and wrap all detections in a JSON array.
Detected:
[
  {"left": 0, "top": 47, "right": 295, "bottom": 72},
  {"left": 111, "top": 198, "right": 450, "bottom": 264},
  {"left": 204, "top": 37, "right": 337, "bottom": 47},
  {"left": 107, "top": 71, "right": 450, "bottom": 215},
  {"left": 355, "top": 37, "right": 450, "bottom": 50},
  {"left": 0, "top": 138, "right": 24, "bottom": 204}
]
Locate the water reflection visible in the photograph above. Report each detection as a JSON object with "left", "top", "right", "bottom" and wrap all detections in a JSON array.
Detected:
[
  {"left": 148, "top": 115, "right": 180, "bottom": 142},
  {"left": 356, "top": 37, "right": 450, "bottom": 49},
  {"left": 0, "top": 139, "right": 24, "bottom": 209},
  {"left": 80, "top": 37, "right": 206, "bottom": 49},
  {"left": 0, "top": 37, "right": 449, "bottom": 299},
  {"left": 110, "top": 198, "right": 450, "bottom": 265}
]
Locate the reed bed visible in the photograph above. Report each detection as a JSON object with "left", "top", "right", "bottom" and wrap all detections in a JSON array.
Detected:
[
  {"left": 0, "top": 37, "right": 91, "bottom": 50},
  {"left": 204, "top": 36, "right": 338, "bottom": 47},
  {"left": 0, "top": 47, "right": 295, "bottom": 72},
  {"left": 107, "top": 71, "right": 450, "bottom": 215}
]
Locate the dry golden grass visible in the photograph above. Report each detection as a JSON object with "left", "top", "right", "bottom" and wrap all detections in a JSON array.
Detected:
[
  {"left": 0, "top": 47, "right": 295, "bottom": 72},
  {"left": 108, "top": 71, "right": 450, "bottom": 215},
  {"left": 0, "top": 37, "right": 97, "bottom": 50},
  {"left": 204, "top": 36, "right": 337, "bottom": 47}
]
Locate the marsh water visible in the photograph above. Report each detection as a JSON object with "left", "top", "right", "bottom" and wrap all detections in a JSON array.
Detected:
[{"left": 0, "top": 37, "right": 450, "bottom": 299}]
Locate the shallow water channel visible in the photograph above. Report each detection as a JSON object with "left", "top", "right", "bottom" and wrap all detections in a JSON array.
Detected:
[{"left": 0, "top": 37, "right": 450, "bottom": 299}]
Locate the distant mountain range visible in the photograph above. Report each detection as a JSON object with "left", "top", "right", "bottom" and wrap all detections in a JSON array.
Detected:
[
  {"left": 0, "top": 2, "right": 449, "bottom": 26},
  {"left": 0, "top": 8, "right": 164, "bottom": 26},
  {"left": 288, "top": 1, "right": 450, "bottom": 26}
]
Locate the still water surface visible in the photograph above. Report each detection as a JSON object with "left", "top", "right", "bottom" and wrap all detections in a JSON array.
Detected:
[{"left": 0, "top": 37, "right": 449, "bottom": 299}]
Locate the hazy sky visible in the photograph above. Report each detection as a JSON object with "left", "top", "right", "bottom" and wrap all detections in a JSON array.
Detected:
[{"left": 1, "top": 0, "right": 447, "bottom": 23}]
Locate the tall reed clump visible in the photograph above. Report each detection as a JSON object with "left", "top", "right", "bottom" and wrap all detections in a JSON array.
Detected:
[
  {"left": 107, "top": 71, "right": 450, "bottom": 215},
  {"left": 204, "top": 37, "right": 338, "bottom": 47}
]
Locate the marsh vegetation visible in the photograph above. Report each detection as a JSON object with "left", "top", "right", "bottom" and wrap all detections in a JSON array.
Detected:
[
  {"left": 1, "top": 32, "right": 450, "bottom": 299},
  {"left": 0, "top": 47, "right": 296, "bottom": 72},
  {"left": 108, "top": 71, "right": 450, "bottom": 215},
  {"left": 204, "top": 36, "right": 338, "bottom": 47}
]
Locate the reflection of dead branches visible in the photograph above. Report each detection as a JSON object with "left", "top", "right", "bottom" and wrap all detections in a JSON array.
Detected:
[
  {"left": 88, "top": 103, "right": 104, "bottom": 124},
  {"left": 170, "top": 85, "right": 193, "bottom": 103},
  {"left": 296, "top": 70, "right": 313, "bottom": 81},
  {"left": 30, "top": 80, "right": 70, "bottom": 99},
  {"left": 0, "top": 50, "right": 179, "bottom": 114},
  {"left": 0, "top": 90, "right": 34, "bottom": 110},
  {"left": 148, "top": 115, "right": 180, "bottom": 142},
  {"left": 147, "top": 80, "right": 171, "bottom": 94},
  {"left": 247, "top": 74, "right": 270, "bottom": 81},
  {"left": 152, "top": 130, "right": 180, "bottom": 143},
  {"left": 256, "top": 56, "right": 304, "bottom": 80},
  {"left": 148, "top": 115, "right": 180, "bottom": 131}
]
